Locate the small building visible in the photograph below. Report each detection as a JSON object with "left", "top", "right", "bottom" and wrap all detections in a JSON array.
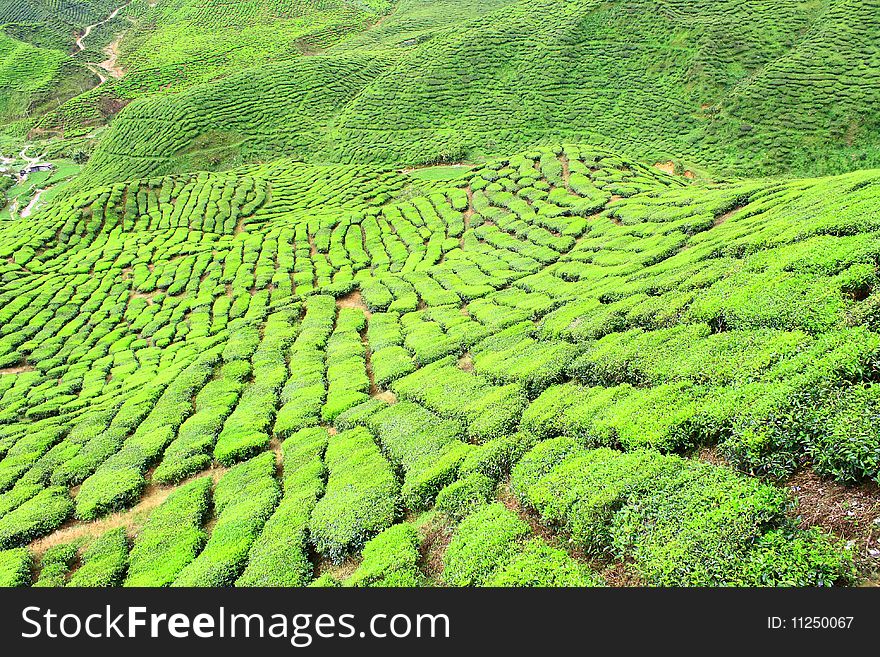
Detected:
[{"left": 19, "top": 164, "right": 54, "bottom": 177}]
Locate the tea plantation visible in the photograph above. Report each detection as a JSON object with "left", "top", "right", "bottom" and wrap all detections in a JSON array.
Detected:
[
  {"left": 1, "top": 0, "right": 879, "bottom": 588},
  {"left": 0, "top": 142, "right": 878, "bottom": 587}
]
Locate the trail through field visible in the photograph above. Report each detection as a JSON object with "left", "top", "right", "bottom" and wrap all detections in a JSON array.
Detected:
[
  {"left": 0, "top": 362, "right": 33, "bottom": 375},
  {"left": 336, "top": 289, "right": 371, "bottom": 318},
  {"left": 74, "top": 2, "right": 134, "bottom": 84},
  {"left": 653, "top": 160, "right": 696, "bottom": 179},
  {"left": 75, "top": 3, "right": 131, "bottom": 52},
  {"left": 20, "top": 188, "right": 47, "bottom": 218},
  {"left": 29, "top": 467, "right": 226, "bottom": 555},
  {"left": 7, "top": 147, "right": 52, "bottom": 219},
  {"left": 713, "top": 203, "right": 745, "bottom": 227},
  {"left": 18, "top": 146, "right": 42, "bottom": 169}
]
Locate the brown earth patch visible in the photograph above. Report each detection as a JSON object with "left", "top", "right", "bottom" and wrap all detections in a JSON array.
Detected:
[
  {"left": 371, "top": 390, "right": 397, "bottom": 404},
  {"left": 98, "top": 96, "right": 131, "bottom": 120},
  {"left": 601, "top": 561, "right": 644, "bottom": 587},
  {"left": 418, "top": 515, "right": 454, "bottom": 581},
  {"left": 559, "top": 154, "right": 571, "bottom": 186},
  {"left": 713, "top": 204, "right": 745, "bottom": 227},
  {"left": 654, "top": 160, "right": 676, "bottom": 175},
  {"left": 29, "top": 467, "right": 226, "bottom": 555},
  {"left": 269, "top": 437, "right": 284, "bottom": 472},
  {"left": 317, "top": 556, "right": 360, "bottom": 580},
  {"left": 130, "top": 290, "right": 156, "bottom": 304},
  {"left": 456, "top": 351, "right": 474, "bottom": 372},
  {"left": 695, "top": 445, "right": 729, "bottom": 467},
  {"left": 336, "top": 289, "right": 371, "bottom": 318},
  {"left": 653, "top": 160, "right": 695, "bottom": 179},
  {"left": 0, "top": 363, "right": 34, "bottom": 375},
  {"left": 786, "top": 469, "right": 880, "bottom": 568}
]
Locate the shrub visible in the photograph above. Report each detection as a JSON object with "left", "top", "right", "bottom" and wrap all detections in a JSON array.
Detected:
[
  {"left": 124, "top": 477, "right": 212, "bottom": 587},
  {"left": 0, "top": 548, "right": 31, "bottom": 587},
  {"left": 442, "top": 503, "right": 529, "bottom": 586},
  {"left": 68, "top": 528, "right": 129, "bottom": 587},
  {"left": 173, "top": 453, "right": 280, "bottom": 586},
  {"left": 34, "top": 543, "right": 78, "bottom": 587},
  {"left": 0, "top": 486, "right": 72, "bottom": 548},
  {"left": 365, "top": 402, "right": 469, "bottom": 510},
  {"left": 486, "top": 539, "right": 602, "bottom": 587},
  {"left": 458, "top": 432, "right": 542, "bottom": 482},
  {"left": 435, "top": 473, "right": 494, "bottom": 521},
  {"left": 346, "top": 524, "right": 424, "bottom": 587},
  {"left": 512, "top": 443, "right": 854, "bottom": 586},
  {"left": 309, "top": 427, "right": 399, "bottom": 562},
  {"left": 236, "top": 428, "right": 328, "bottom": 587}
]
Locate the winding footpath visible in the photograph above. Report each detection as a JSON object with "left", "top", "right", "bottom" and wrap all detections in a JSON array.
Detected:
[
  {"left": 3, "top": 147, "right": 53, "bottom": 220},
  {"left": 75, "top": 2, "right": 134, "bottom": 85},
  {"left": 75, "top": 2, "right": 131, "bottom": 52}
]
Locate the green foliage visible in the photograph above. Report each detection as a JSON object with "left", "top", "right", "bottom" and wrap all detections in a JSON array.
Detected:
[
  {"left": 442, "top": 503, "right": 530, "bottom": 586},
  {"left": 67, "top": 528, "right": 129, "bottom": 587},
  {"left": 364, "top": 401, "right": 470, "bottom": 510},
  {"left": 172, "top": 453, "right": 279, "bottom": 586},
  {"left": 34, "top": 542, "right": 78, "bottom": 587},
  {"left": 435, "top": 473, "right": 494, "bottom": 521},
  {"left": 392, "top": 357, "right": 527, "bottom": 442},
  {"left": 236, "top": 427, "right": 328, "bottom": 586},
  {"left": 70, "top": 0, "right": 880, "bottom": 184},
  {"left": 309, "top": 427, "right": 399, "bottom": 562},
  {"left": 0, "top": 547, "right": 31, "bottom": 587},
  {"left": 485, "top": 539, "right": 602, "bottom": 587},
  {"left": 345, "top": 523, "right": 425, "bottom": 587},
  {"left": 512, "top": 442, "right": 854, "bottom": 586},
  {"left": 0, "top": 486, "right": 72, "bottom": 548},
  {"left": 0, "top": 134, "right": 876, "bottom": 587},
  {"left": 124, "top": 477, "right": 212, "bottom": 587}
]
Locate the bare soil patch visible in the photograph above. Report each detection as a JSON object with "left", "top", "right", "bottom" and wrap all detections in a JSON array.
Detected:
[
  {"left": 418, "top": 515, "right": 454, "bottom": 581},
  {"left": 371, "top": 390, "right": 397, "bottom": 404},
  {"left": 317, "top": 556, "right": 360, "bottom": 580},
  {"left": 653, "top": 160, "right": 696, "bottom": 179},
  {"left": 336, "top": 289, "right": 371, "bottom": 318},
  {"left": 0, "top": 363, "right": 34, "bottom": 375},
  {"left": 29, "top": 467, "right": 225, "bottom": 555},
  {"left": 786, "top": 469, "right": 880, "bottom": 566},
  {"left": 713, "top": 204, "right": 746, "bottom": 227},
  {"left": 654, "top": 160, "right": 676, "bottom": 175}
]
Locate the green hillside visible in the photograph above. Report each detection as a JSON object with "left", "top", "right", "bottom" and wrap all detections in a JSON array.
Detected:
[
  {"left": 1, "top": 0, "right": 880, "bottom": 588},
  {"left": 0, "top": 144, "right": 878, "bottom": 586},
  {"left": 68, "top": 0, "right": 880, "bottom": 185}
]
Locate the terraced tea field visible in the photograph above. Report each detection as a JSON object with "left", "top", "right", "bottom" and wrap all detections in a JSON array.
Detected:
[
  {"left": 0, "top": 143, "right": 878, "bottom": 587},
  {"left": 1, "top": 0, "right": 880, "bottom": 590}
]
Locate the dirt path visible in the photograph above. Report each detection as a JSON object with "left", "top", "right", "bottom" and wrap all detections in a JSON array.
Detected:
[
  {"left": 29, "top": 467, "right": 226, "bottom": 555},
  {"left": 75, "top": 3, "right": 131, "bottom": 52},
  {"left": 74, "top": 2, "right": 133, "bottom": 84},
  {"left": 336, "top": 289, "right": 372, "bottom": 318},
  {"left": 96, "top": 35, "right": 126, "bottom": 80},
  {"left": 653, "top": 160, "right": 696, "bottom": 179},
  {"left": 20, "top": 188, "right": 49, "bottom": 218}
]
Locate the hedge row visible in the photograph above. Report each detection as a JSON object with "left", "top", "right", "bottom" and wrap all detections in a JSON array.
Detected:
[
  {"left": 309, "top": 427, "right": 399, "bottom": 562},
  {"left": 511, "top": 440, "right": 854, "bottom": 586}
]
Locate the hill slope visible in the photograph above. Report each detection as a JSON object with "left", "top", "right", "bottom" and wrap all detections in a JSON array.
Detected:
[
  {"left": 65, "top": 0, "right": 880, "bottom": 185},
  {"left": 2, "top": 0, "right": 880, "bottom": 589},
  {"left": 0, "top": 144, "right": 878, "bottom": 585}
]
